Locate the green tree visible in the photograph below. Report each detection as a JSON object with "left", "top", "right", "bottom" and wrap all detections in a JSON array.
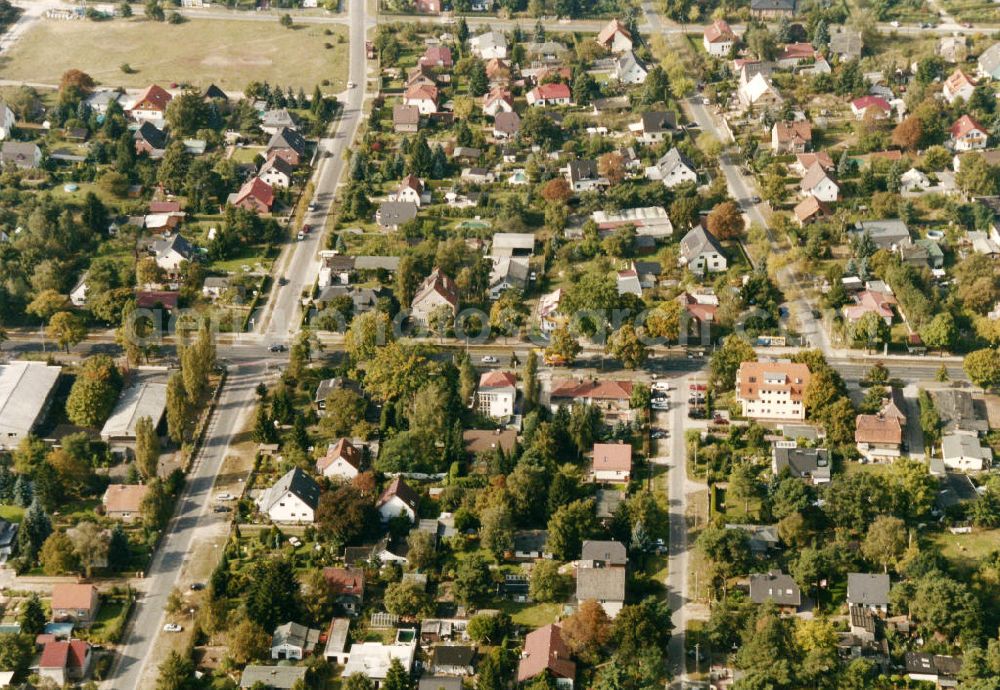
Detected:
[
  {"left": 40, "top": 531, "right": 79, "bottom": 574},
  {"left": 108, "top": 522, "right": 131, "bottom": 570},
  {"left": 919, "top": 312, "right": 957, "bottom": 353},
  {"left": 383, "top": 579, "right": 432, "bottom": 618},
  {"left": 345, "top": 310, "right": 393, "bottom": 363},
  {"left": 605, "top": 323, "right": 648, "bottom": 369},
  {"left": 18, "top": 593, "right": 46, "bottom": 635},
  {"left": 454, "top": 553, "right": 492, "bottom": 607},
  {"left": 480, "top": 503, "right": 514, "bottom": 560},
  {"left": 546, "top": 499, "right": 596, "bottom": 560},
  {"left": 709, "top": 336, "right": 756, "bottom": 391},
  {"left": 228, "top": 617, "right": 271, "bottom": 665},
  {"left": 246, "top": 557, "right": 300, "bottom": 631},
  {"left": 545, "top": 323, "right": 581, "bottom": 365},
  {"left": 156, "top": 651, "right": 196, "bottom": 690},
  {"left": 344, "top": 674, "right": 376, "bottom": 690},
  {"left": 18, "top": 499, "right": 52, "bottom": 562},
  {"left": 852, "top": 311, "right": 890, "bottom": 353},
  {"left": 165, "top": 372, "right": 190, "bottom": 444},
  {"left": 65, "top": 355, "right": 122, "bottom": 427},
  {"left": 529, "top": 558, "right": 569, "bottom": 603},
  {"left": 0, "top": 634, "right": 34, "bottom": 681},
  {"left": 383, "top": 658, "right": 412, "bottom": 690},
  {"left": 46, "top": 311, "right": 87, "bottom": 353},
  {"left": 964, "top": 348, "right": 1000, "bottom": 389},
  {"left": 861, "top": 515, "right": 907, "bottom": 573},
  {"left": 135, "top": 415, "right": 160, "bottom": 480}
]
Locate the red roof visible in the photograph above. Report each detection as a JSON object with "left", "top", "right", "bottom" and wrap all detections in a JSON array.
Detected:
[
  {"left": 412, "top": 267, "right": 459, "bottom": 308},
  {"left": 38, "top": 640, "right": 90, "bottom": 670},
  {"left": 235, "top": 176, "right": 275, "bottom": 208},
  {"left": 131, "top": 84, "right": 172, "bottom": 113},
  {"left": 317, "top": 438, "right": 362, "bottom": 472},
  {"left": 377, "top": 476, "right": 419, "bottom": 512},
  {"left": 404, "top": 84, "right": 439, "bottom": 103},
  {"left": 51, "top": 584, "right": 97, "bottom": 612},
  {"left": 322, "top": 566, "right": 365, "bottom": 597},
  {"left": 531, "top": 82, "right": 571, "bottom": 101},
  {"left": 851, "top": 95, "right": 890, "bottom": 112},
  {"left": 677, "top": 292, "right": 717, "bottom": 322},
  {"left": 592, "top": 442, "right": 632, "bottom": 472},
  {"left": 950, "top": 114, "right": 987, "bottom": 138},
  {"left": 136, "top": 290, "right": 180, "bottom": 310},
  {"left": 597, "top": 19, "right": 631, "bottom": 47},
  {"left": 550, "top": 379, "right": 634, "bottom": 401},
  {"left": 479, "top": 371, "right": 516, "bottom": 389},
  {"left": 420, "top": 45, "right": 453, "bottom": 66},
  {"left": 517, "top": 624, "right": 576, "bottom": 682},
  {"left": 149, "top": 200, "right": 181, "bottom": 213},
  {"left": 779, "top": 42, "right": 817, "bottom": 60},
  {"left": 703, "top": 19, "right": 735, "bottom": 43},
  {"left": 795, "top": 152, "right": 834, "bottom": 171}
]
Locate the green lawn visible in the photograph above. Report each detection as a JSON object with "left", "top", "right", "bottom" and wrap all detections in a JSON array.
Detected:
[
  {"left": 0, "top": 18, "right": 348, "bottom": 91},
  {"left": 0, "top": 505, "right": 25, "bottom": 523},
  {"left": 498, "top": 601, "right": 562, "bottom": 628},
  {"left": 931, "top": 528, "right": 1000, "bottom": 575}
]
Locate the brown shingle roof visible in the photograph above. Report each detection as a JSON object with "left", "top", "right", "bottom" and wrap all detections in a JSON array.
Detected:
[
  {"left": 103, "top": 484, "right": 149, "bottom": 514},
  {"left": 591, "top": 443, "right": 632, "bottom": 473},
  {"left": 855, "top": 414, "right": 902, "bottom": 445},
  {"left": 737, "top": 361, "right": 811, "bottom": 402},
  {"left": 377, "top": 476, "right": 420, "bottom": 512},
  {"left": 51, "top": 584, "right": 96, "bottom": 612},
  {"left": 549, "top": 379, "right": 634, "bottom": 402},
  {"left": 316, "top": 438, "right": 362, "bottom": 472},
  {"left": 517, "top": 624, "right": 576, "bottom": 683}
]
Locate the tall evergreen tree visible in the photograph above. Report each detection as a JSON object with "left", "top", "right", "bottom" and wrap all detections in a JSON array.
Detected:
[{"left": 18, "top": 499, "right": 52, "bottom": 562}]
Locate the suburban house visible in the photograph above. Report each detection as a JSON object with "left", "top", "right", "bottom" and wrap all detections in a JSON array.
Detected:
[
  {"left": 102, "top": 484, "right": 150, "bottom": 522},
  {"left": 851, "top": 219, "right": 911, "bottom": 250},
  {"left": 483, "top": 87, "right": 514, "bottom": 117},
  {"left": 654, "top": 148, "right": 697, "bottom": 188},
  {"left": 592, "top": 206, "right": 674, "bottom": 238},
  {"left": 267, "top": 127, "right": 307, "bottom": 166},
  {"left": 393, "top": 104, "right": 421, "bottom": 133},
  {"left": 415, "top": 0, "right": 441, "bottom": 12},
  {"left": 800, "top": 163, "right": 839, "bottom": 202},
  {"left": 476, "top": 371, "right": 517, "bottom": 419},
  {"left": 376, "top": 200, "right": 419, "bottom": 231},
  {"left": 977, "top": 42, "right": 1000, "bottom": 80},
  {"left": 738, "top": 72, "right": 783, "bottom": 110},
  {"left": 377, "top": 477, "right": 420, "bottom": 522},
  {"left": 420, "top": 45, "right": 453, "bottom": 68},
  {"left": 897, "top": 238, "right": 944, "bottom": 269},
  {"left": 564, "top": 159, "right": 609, "bottom": 193},
  {"left": 576, "top": 561, "right": 627, "bottom": 618},
  {"left": 256, "top": 467, "right": 321, "bottom": 524},
  {"left": 271, "top": 622, "right": 321, "bottom": 660},
  {"left": 492, "top": 111, "right": 521, "bottom": 139},
  {"left": 792, "top": 151, "right": 835, "bottom": 176},
  {"left": 855, "top": 411, "right": 903, "bottom": 462},
  {"left": 749, "top": 571, "right": 801, "bottom": 612},
  {"left": 750, "top": 0, "right": 796, "bottom": 18},
  {"left": 431, "top": 646, "right": 476, "bottom": 676},
  {"left": 512, "top": 530, "right": 550, "bottom": 561},
  {"left": 703, "top": 19, "right": 737, "bottom": 56},
  {"left": 313, "top": 377, "right": 362, "bottom": 413},
  {"left": 830, "top": 27, "right": 863, "bottom": 60},
  {"left": 259, "top": 154, "right": 294, "bottom": 188},
  {"left": 591, "top": 442, "right": 632, "bottom": 482},
  {"left": 905, "top": 653, "right": 963, "bottom": 687},
  {"left": 771, "top": 446, "right": 831, "bottom": 484},
  {"left": 0, "top": 141, "right": 42, "bottom": 169},
  {"left": 404, "top": 84, "right": 439, "bottom": 115},
  {"left": 941, "top": 433, "right": 992, "bottom": 471},
  {"left": 678, "top": 225, "right": 727, "bottom": 274},
  {"left": 899, "top": 168, "right": 931, "bottom": 193},
  {"left": 949, "top": 114, "right": 988, "bottom": 151},
  {"left": 727, "top": 524, "right": 780, "bottom": 555},
  {"left": 930, "top": 389, "right": 989, "bottom": 435},
  {"left": 938, "top": 35, "right": 967, "bottom": 63},
  {"left": 843, "top": 290, "right": 898, "bottom": 326},
  {"left": 847, "top": 573, "right": 890, "bottom": 614},
  {"left": 735, "top": 361, "right": 811, "bottom": 421},
  {"left": 322, "top": 567, "right": 365, "bottom": 616},
  {"left": 410, "top": 267, "right": 459, "bottom": 327},
  {"left": 596, "top": 18, "right": 633, "bottom": 53},
  {"left": 260, "top": 108, "right": 296, "bottom": 135},
  {"left": 943, "top": 68, "right": 977, "bottom": 104},
  {"left": 537, "top": 288, "right": 564, "bottom": 333},
  {"left": 240, "top": 666, "right": 308, "bottom": 689},
  {"left": 548, "top": 379, "right": 635, "bottom": 423},
  {"left": 614, "top": 51, "right": 648, "bottom": 84},
  {"left": 342, "top": 636, "right": 418, "bottom": 684},
  {"left": 488, "top": 257, "right": 529, "bottom": 299},
  {"left": 51, "top": 584, "right": 100, "bottom": 623},
  {"left": 517, "top": 624, "right": 576, "bottom": 687},
  {"left": 316, "top": 438, "right": 364, "bottom": 480},
  {"left": 630, "top": 111, "right": 677, "bottom": 145},
  {"left": 99, "top": 382, "right": 168, "bottom": 453},
  {"left": 0, "top": 362, "right": 62, "bottom": 450},
  {"left": 771, "top": 121, "right": 812, "bottom": 153},
  {"left": 133, "top": 121, "right": 167, "bottom": 157},
  {"left": 794, "top": 195, "right": 832, "bottom": 226},
  {"left": 393, "top": 175, "right": 425, "bottom": 206},
  {"left": 850, "top": 95, "right": 891, "bottom": 120},
  {"left": 128, "top": 84, "right": 172, "bottom": 123},
  {"left": 527, "top": 82, "right": 572, "bottom": 107},
  {"left": 36, "top": 639, "right": 93, "bottom": 687},
  {"left": 227, "top": 176, "right": 274, "bottom": 213},
  {"left": 469, "top": 31, "right": 508, "bottom": 59},
  {"left": 464, "top": 429, "right": 517, "bottom": 457}
]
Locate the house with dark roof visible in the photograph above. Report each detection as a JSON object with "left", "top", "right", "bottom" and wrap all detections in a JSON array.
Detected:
[
  {"left": 749, "top": 571, "right": 801, "bottom": 612},
  {"left": 905, "top": 653, "right": 962, "bottom": 686},
  {"left": 322, "top": 567, "right": 365, "bottom": 616},
  {"left": 202, "top": 84, "right": 228, "bottom": 101},
  {"left": 631, "top": 111, "right": 677, "bottom": 145},
  {"left": 512, "top": 530, "right": 550, "bottom": 560},
  {"left": 267, "top": 127, "right": 307, "bottom": 166},
  {"left": 256, "top": 467, "right": 321, "bottom": 524},
  {"left": 678, "top": 225, "right": 727, "bottom": 274},
  {"left": 377, "top": 477, "right": 420, "bottom": 522},
  {"left": 576, "top": 562, "right": 626, "bottom": 618},
  {"left": 930, "top": 389, "right": 989, "bottom": 435},
  {"left": 654, "top": 148, "right": 698, "bottom": 188},
  {"left": 750, "top": 0, "right": 796, "bottom": 17},
  {"left": 847, "top": 573, "right": 890, "bottom": 613},
  {"left": 431, "top": 646, "right": 476, "bottom": 676},
  {"left": 771, "top": 446, "right": 831, "bottom": 484},
  {"left": 376, "top": 200, "right": 418, "bottom": 231},
  {"left": 134, "top": 121, "right": 167, "bottom": 157},
  {"left": 580, "top": 540, "right": 627, "bottom": 567}
]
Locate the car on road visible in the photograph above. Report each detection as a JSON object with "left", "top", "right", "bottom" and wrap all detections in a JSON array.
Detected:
[
  {"left": 268, "top": 344, "right": 287, "bottom": 353},
  {"left": 296, "top": 231, "right": 305, "bottom": 241},
  {"left": 190, "top": 582, "right": 205, "bottom": 591},
  {"left": 890, "top": 20, "right": 900, "bottom": 27},
  {"left": 307, "top": 202, "right": 317, "bottom": 211},
  {"left": 811, "top": 309, "right": 821, "bottom": 319},
  {"left": 651, "top": 429, "right": 670, "bottom": 439},
  {"left": 215, "top": 492, "right": 234, "bottom": 501},
  {"left": 688, "top": 408, "right": 705, "bottom": 419},
  {"left": 652, "top": 402, "right": 670, "bottom": 411},
  {"left": 481, "top": 355, "right": 498, "bottom": 364},
  {"left": 277, "top": 276, "right": 288, "bottom": 286},
  {"left": 688, "top": 396, "right": 705, "bottom": 405},
  {"left": 301, "top": 224, "right": 312, "bottom": 234},
  {"left": 750, "top": 195, "right": 762, "bottom": 204},
  {"left": 213, "top": 505, "right": 230, "bottom": 513},
  {"left": 702, "top": 97, "right": 710, "bottom": 105},
  {"left": 652, "top": 381, "right": 671, "bottom": 392},
  {"left": 163, "top": 624, "right": 183, "bottom": 632},
  {"left": 347, "top": 81, "right": 356, "bottom": 88},
  {"left": 712, "top": 415, "right": 729, "bottom": 425}
]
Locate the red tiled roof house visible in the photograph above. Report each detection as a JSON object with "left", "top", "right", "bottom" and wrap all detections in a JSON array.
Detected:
[
  {"left": 592, "top": 442, "right": 633, "bottom": 482},
  {"left": 51, "top": 584, "right": 100, "bottom": 623}
]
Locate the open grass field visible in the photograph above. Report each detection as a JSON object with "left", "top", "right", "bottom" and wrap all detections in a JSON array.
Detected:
[{"left": 0, "top": 18, "right": 348, "bottom": 91}]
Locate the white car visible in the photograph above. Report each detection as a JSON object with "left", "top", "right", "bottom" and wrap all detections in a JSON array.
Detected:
[
  {"left": 652, "top": 381, "right": 671, "bottom": 392},
  {"left": 890, "top": 20, "right": 900, "bottom": 27},
  {"left": 163, "top": 623, "right": 182, "bottom": 633},
  {"left": 215, "top": 492, "right": 234, "bottom": 501},
  {"left": 347, "top": 81, "right": 356, "bottom": 88},
  {"left": 481, "top": 355, "right": 498, "bottom": 364},
  {"left": 289, "top": 536, "right": 302, "bottom": 547}
]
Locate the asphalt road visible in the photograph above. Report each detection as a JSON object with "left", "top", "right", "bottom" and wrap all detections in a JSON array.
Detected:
[{"left": 256, "top": 0, "right": 370, "bottom": 340}]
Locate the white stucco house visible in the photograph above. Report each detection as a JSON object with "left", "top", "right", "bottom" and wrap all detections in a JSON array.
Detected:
[{"left": 256, "top": 467, "right": 321, "bottom": 524}]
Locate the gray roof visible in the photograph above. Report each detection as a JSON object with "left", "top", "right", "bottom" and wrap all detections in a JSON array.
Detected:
[
  {"left": 725, "top": 524, "right": 779, "bottom": 552},
  {"left": 491, "top": 232, "right": 535, "bottom": 253},
  {"left": 493, "top": 110, "right": 521, "bottom": 134},
  {"left": 151, "top": 233, "right": 194, "bottom": 260},
  {"left": 258, "top": 467, "right": 321, "bottom": 513},
  {"left": 355, "top": 255, "right": 401, "bottom": 271},
  {"left": 272, "top": 621, "right": 320, "bottom": 651},
  {"left": 847, "top": 573, "right": 890, "bottom": 607},
  {"left": 393, "top": 104, "right": 421, "bottom": 126},
  {"left": 772, "top": 447, "right": 831, "bottom": 481},
  {"left": 419, "top": 678, "right": 464, "bottom": 690},
  {"left": 134, "top": 121, "right": 167, "bottom": 149},
  {"left": 942, "top": 433, "right": 991, "bottom": 462},
  {"left": 567, "top": 159, "right": 600, "bottom": 184},
  {"left": 595, "top": 489, "right": 624, "bottom": 519},
  {"left": 267, "top": 127, "right": 306, "bottom": 155},
  {"left": 470, "top": 30, "right": 508, "bottom": 52},
  {"left": 0, "top": 362, "right": 61, "bottom": 441},
  {"left": 640, "top": 111, "right": 677, "bottom": 133},
  {"left": 324, "top": 618, "right": 351, "bottom": 658},
  {"left": 261, "top": 108, "right": 296, "bottom": 129},
  {"left": 931, "top": 389, "right": 989, "bottom": 434},
  {"left": 490, "top": 257, "right": 529, "bottom": 289},
  {"left": 431, "top": 645, "right": 475, "bottom": 667},
  {"left": 936, "top": 472, "right": 978, "bottom": 510},
  {"left": 377, "top": 201, "right": 418, "bottom": 228},
  {"left": 615, "top": 51, "right": 647, "bottom": 78},
  {"left": 576, "top": 565, "right": 626, "bottom": 602},
  {"left": 314, "top": 377, "right": 362, "bottom": 403},
  {"left": 750, "top": 0, "right": 796, "bottom": 10},
  {"left": 317, "top": 285, "right": 381, "bottom": 313},
  {"left": 905, "top": 653, "right": 963, "bottom": 680},
  {"left": 240, "top": 665, "right": 308, "bottom": 689},
  {"left": 0, "top": 142, "right": 41, "bottom": 168},
  {"left": 513, "top": 529, "right": 548, "bottom": 553},
  {"left": 524, "top": 40, "right": 569, "bottom": 57},
  {"left": 979, "top": 42, "right": 1000, "bottom": 77},
  {"left": 830, "top": 27, "right": 863, "bottom": 58},
  {"left": 679, "top": 225, "right": 725, "bottom": 263},
  {"left": 580, "top": 540, "right": 627, "bottom": 566},
  {"left": 656, "top": 147, "right": 696, "bottom": 178},
  {"left": 749, "top": 571, "right": 801, "bottom": 607},
  {"left": 852, "top": 219, "right": 910, "bottom": 249},
  {"left": 100, "top": 382, "right": 168, "bottom": 440}
]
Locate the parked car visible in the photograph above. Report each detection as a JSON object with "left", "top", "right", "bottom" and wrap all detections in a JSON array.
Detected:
[
  {"left": 289, "top": 536, "right": 303, "bottom": 547},
  {"left": 163, "top": 624, "right": 183, "bottom": 633},
  {"left": 652, "top": 401, "right": 670, "bottom": 411},
  {"left": 481, "top": 355, "right": 498, "bottom": 364},
  {"left": 215, "top": 492, "right": 234, "bottom": 501},
  {"left": 268, "top": 344, "right": 288, "bottom": 353},
  {"left": 190, "top": 583, "right": 205, "bottom": 591}
]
